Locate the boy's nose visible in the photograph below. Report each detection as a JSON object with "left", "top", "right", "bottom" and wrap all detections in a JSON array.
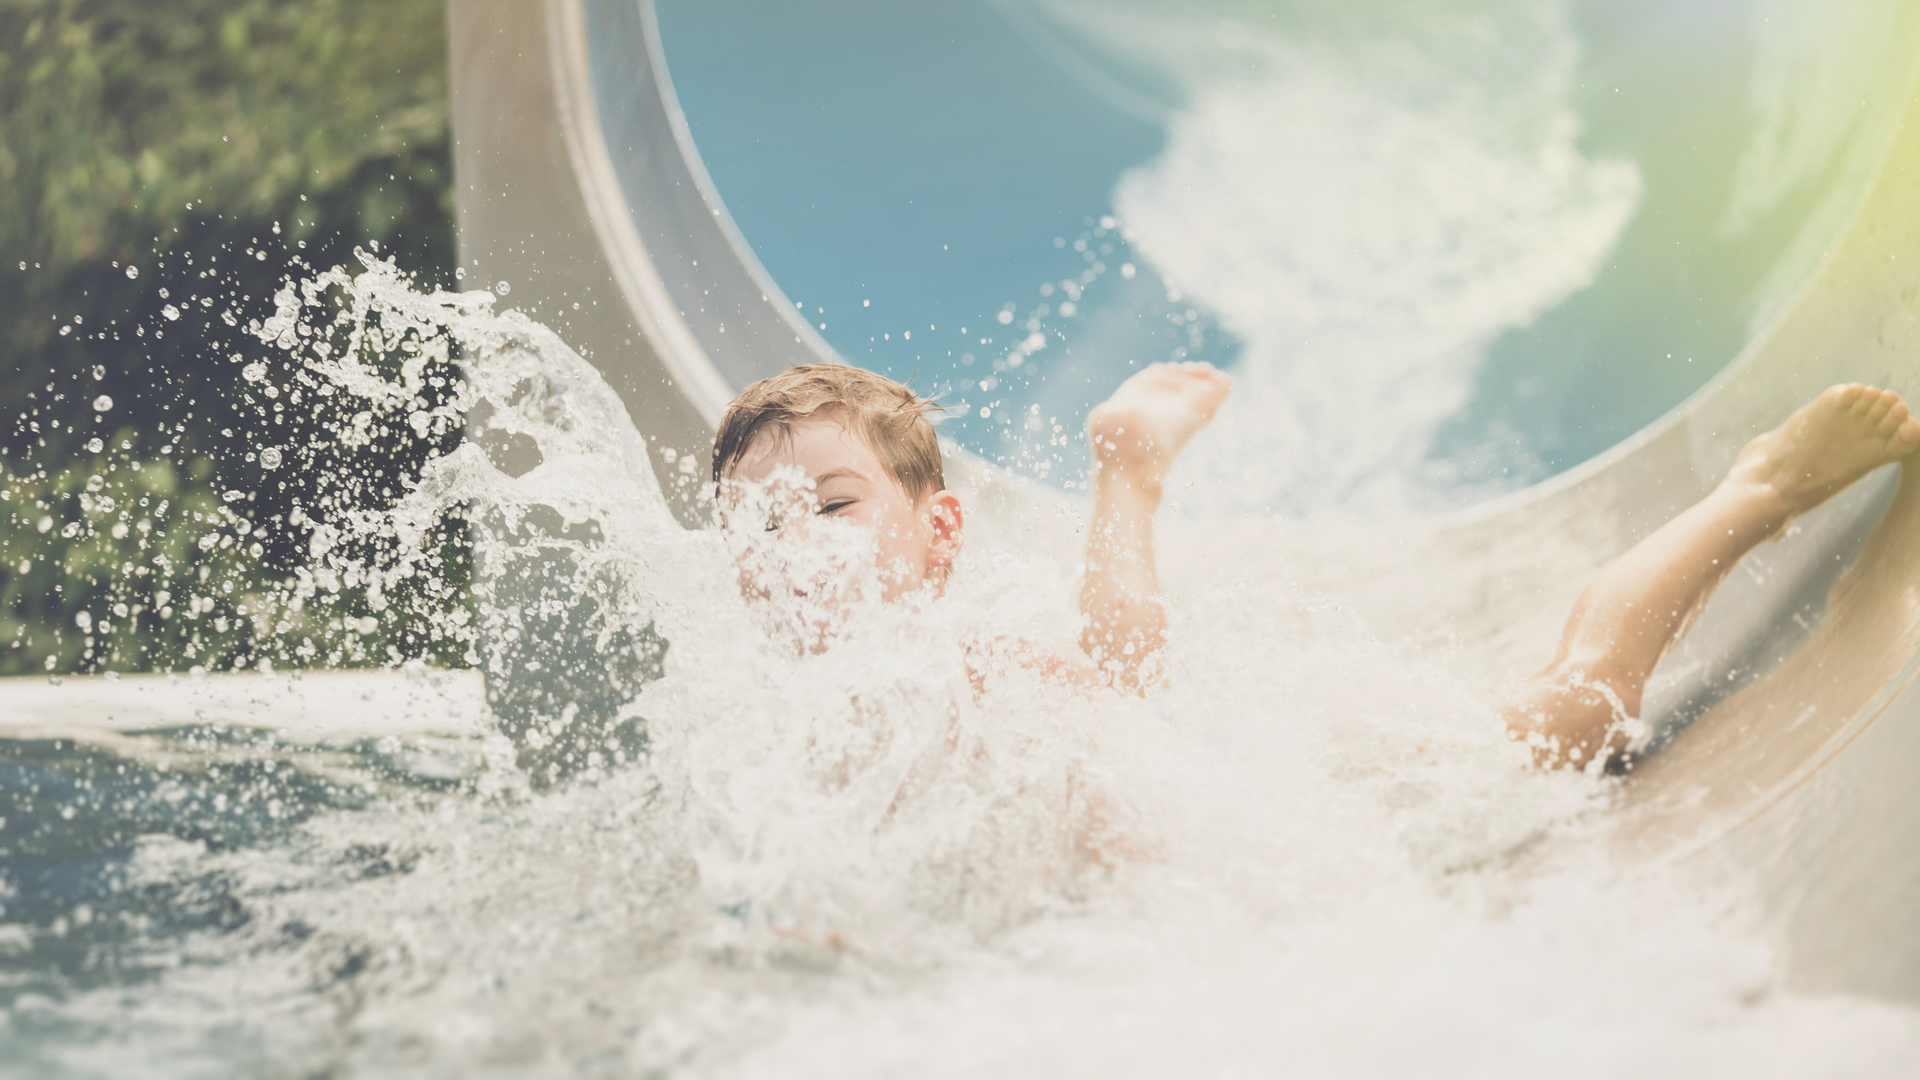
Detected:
[{"left": 774, "top": 512, "right": 817, "bottom": 542}]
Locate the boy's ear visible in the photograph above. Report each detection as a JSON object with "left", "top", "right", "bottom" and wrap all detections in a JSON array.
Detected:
[{"left": 926, "top": 490, "right": 964, "bottom": 569}]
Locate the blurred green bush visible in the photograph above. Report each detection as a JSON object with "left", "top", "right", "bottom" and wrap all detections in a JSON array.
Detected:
[{"left": 0, "top": 0, "right": 469, "bottom": 675}]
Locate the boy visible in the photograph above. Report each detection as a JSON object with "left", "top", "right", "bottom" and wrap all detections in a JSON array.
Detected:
[{"left": 712, "top": 362, "right": 1920, "bottom": 770}]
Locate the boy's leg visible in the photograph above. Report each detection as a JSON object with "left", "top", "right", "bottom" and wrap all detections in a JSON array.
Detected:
[
  {"left": 1506, "top": 384, "right": 1920, "bottom": 768},
  {"left": 1081, "top": 362, "right": 1233, "bottom": 690}
]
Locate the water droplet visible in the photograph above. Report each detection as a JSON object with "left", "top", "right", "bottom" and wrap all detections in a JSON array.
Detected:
[
  {"left": 161, "top": 304, "right": 180, "bottom": 321},
  {"left": 85, "top": 438, "right": 103, "bottom": 454},
  {"left": 91, "top": 395, "right": 112, "bottom": 412},
  {"left": 495, "top": 281, "right": 511, "bottom": 296},
  {"left": 124, "top": 265, "right": 139, "bottom": 279},
  {"left": 242, "top": 362, "right": 268, "bottom": 383},
  {"left": 259, "top": 447, "right": 283, "bottom": 470}
]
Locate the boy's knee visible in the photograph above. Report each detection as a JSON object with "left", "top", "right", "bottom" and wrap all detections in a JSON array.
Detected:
[
  {"left": 1539, "top": 654, "right": 1643, "bottom": 719},
  {"left": 1503, "top": 670, "right": 1644, "bottom": 770}
]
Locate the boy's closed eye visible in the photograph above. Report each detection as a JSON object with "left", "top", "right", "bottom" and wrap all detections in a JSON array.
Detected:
[{"left": 755, "top": 498, "right": 850, "bottom": 530}]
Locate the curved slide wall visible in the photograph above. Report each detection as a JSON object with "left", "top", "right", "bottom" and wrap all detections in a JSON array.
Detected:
[{"left": 448, "top": 0, "right": 1920, "bottom": 1000}]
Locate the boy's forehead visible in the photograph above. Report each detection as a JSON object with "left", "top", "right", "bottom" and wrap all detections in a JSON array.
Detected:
[{"left": 733, "top": 416, "right": 877, "bottom": 480}]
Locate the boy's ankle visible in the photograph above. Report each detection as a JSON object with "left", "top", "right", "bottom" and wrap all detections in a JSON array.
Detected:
[{"left": 1710, "top": 474, "right": 1798, "bottom": 538}]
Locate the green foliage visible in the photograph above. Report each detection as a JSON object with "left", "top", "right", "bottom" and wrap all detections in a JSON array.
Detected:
[
  {"left": 0, "top": 0, "right": 448, "bottom": 282},
  {"left": 0, "top": 0, "right": 466, "bottom": 675},
  {"left": 0, "top": 425, "right": 475, "bottom": 676},
  {"left": 2, "top": 434, "right": 257, "bottom": 673}
]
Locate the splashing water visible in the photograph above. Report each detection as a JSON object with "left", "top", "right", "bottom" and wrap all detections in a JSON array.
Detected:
[
  {"left": 4, "top": 253, "right": 1917, "bottom": 1075},
  {"left": 1075, "top": 0, "right": 1643, "bottom": 516}
]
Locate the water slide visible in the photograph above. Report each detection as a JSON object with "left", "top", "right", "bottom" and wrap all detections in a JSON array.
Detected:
[{"left": 446, "top": 0, "right": 1920, "bottom": 1004}]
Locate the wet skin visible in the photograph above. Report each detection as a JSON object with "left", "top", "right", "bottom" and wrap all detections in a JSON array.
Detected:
[
  {"left": 723, "top": 415, "right": 963, "bottom": 604},
  {"left": 1505, "top": 383, "right": 1920, "bottom": 768}
]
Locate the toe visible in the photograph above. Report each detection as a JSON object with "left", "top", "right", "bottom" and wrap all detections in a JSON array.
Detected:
[
  {"left": 1897, "top": 413, "right": 1920, "bottom": 452},
  {"left": 1837, "top": 383, "right": 1867, "bottom": 409},
  {"left": 1863, "top": 388, "right": 1895, "bottom": 423}
]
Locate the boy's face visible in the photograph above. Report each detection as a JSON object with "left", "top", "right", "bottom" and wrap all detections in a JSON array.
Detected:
[{"left": 722, "top": 416, "right": 962, "bottom": 604}]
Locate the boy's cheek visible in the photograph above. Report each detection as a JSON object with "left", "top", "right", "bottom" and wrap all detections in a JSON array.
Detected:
[
  {"left": 728, "top": 542, "right": 775, "bottom": 600},
  {"left": 733, "top": 518, "right": 880, "bottom": 584}
]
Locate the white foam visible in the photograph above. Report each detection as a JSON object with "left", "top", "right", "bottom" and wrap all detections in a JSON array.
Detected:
[{"left": 1073, "top": 1, "right": 1642, "bottom": 515}]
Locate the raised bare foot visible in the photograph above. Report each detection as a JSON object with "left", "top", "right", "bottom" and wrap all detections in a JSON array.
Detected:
[
  {"left": 1727, "top": 383, "right": 1920, "bottom": 518},
  {"left": 1087, "top": 362, "right": 1233, "bottom": 491}
]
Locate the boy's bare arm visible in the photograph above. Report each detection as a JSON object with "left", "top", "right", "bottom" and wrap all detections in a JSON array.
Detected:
[
  {"left": 1078, "top": 363, "right": 1232, "bottom": 692},
  {"left": 1081, "top": 465, "right": 1167, "bottom": 690}
]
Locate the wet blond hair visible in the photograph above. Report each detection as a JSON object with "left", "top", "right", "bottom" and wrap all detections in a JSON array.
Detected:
[{"left": 712, "top": 364, "right": 946, "bottom": 502}]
